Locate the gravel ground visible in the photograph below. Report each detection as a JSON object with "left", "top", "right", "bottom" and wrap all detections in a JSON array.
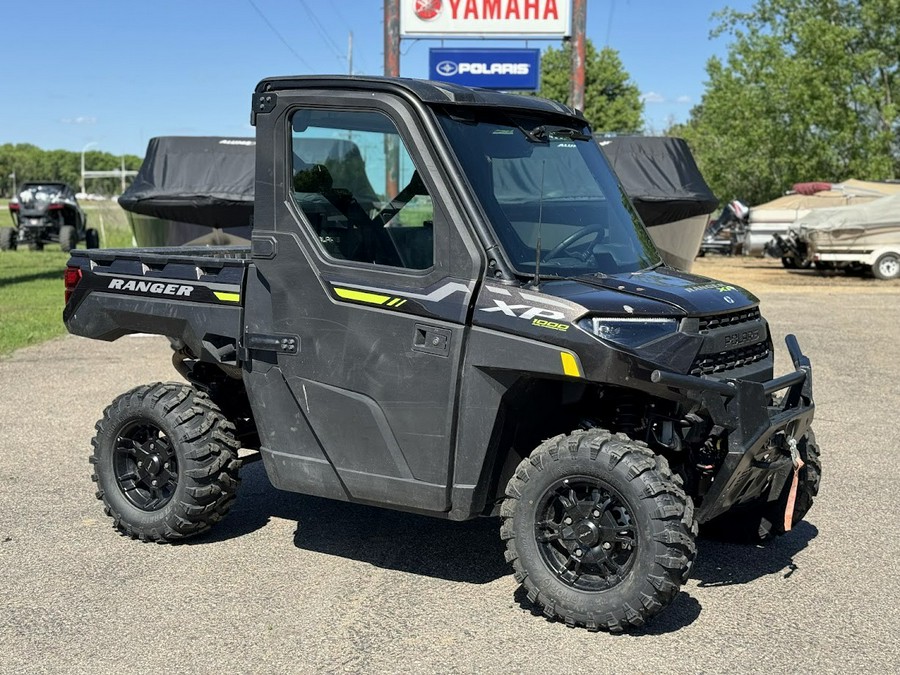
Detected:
[{"left": 1, "top": 259, "right": 898, "bottom": 674}]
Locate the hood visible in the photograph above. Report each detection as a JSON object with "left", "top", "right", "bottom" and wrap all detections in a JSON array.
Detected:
[{"left": 539, "top": 266, "right": 759, "bottom": 317}]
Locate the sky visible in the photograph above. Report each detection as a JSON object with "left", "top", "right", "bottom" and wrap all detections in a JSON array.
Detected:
[{"left": 0, "top": 0, "right": 754, "bottom": 157}]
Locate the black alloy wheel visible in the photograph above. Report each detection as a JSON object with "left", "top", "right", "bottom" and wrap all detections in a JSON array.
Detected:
[
  {"left": 535, "top": 476, "right": 636, "bottom": 591},
  {"left": 113, "top": 421, "right": 179, "bottom": 511}
]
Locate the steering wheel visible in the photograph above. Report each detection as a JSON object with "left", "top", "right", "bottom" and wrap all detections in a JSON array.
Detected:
[{"left": 543, "top": 225, "right": 604, "bottom": 262}]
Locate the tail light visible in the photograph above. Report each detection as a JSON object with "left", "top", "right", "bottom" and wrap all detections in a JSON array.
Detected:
[
  {"left": 64, "top": 266, "right": 83, "bottom": 304},
  {"left": 48, "top": 203, "right": 64, "bottom": 210},
  {"left": 8, "top": 202, "right": 18, "bottom": 211}
]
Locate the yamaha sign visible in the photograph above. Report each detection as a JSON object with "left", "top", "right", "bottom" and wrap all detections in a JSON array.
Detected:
[
  {"left": 402, "top": 0, "right": 571, "bottom": 37},
  {"left": 429, "top": 48, "right": 540, "bottom": 90}
]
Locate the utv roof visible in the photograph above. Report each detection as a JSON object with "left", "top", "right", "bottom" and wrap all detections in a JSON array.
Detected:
[{"left": 255, "top": 75, "right": 584, "bottom": 121}]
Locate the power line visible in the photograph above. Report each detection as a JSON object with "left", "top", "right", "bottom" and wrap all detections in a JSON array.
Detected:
[
  {"left": 246, "top": 0, "right": 313, "bottom": 70},
  {"left": 296, "top": 0, "right": 345, "bottom": 61}
]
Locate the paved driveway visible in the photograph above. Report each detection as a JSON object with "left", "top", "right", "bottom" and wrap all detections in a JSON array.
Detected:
[{"left": 1, "top": 283, "right": 898, "bottom": 673}]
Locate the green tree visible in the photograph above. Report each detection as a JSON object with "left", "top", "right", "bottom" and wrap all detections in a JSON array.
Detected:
[
  {"left": 0, "top": 144, "right": 141, "bottom": 197},
  {"left": 539, "top": 40, "right": 644, "bottom": 133},
  {"left": 673, "top": 0, "right": 900, "bottom": 206}
]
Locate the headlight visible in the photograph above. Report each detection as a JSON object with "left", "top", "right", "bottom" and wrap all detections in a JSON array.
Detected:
[{"left": 578, "top": 317, "right": 679, "bottom": 348}]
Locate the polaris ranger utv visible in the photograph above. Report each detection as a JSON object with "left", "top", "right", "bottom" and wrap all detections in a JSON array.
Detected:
[{"left": 63, "top": 76, "right": 820, "bottom": 632}]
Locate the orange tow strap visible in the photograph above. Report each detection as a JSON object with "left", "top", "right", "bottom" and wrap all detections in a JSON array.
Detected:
[{"left": 784, "top": 439, "right": 805, "bottom": 532}]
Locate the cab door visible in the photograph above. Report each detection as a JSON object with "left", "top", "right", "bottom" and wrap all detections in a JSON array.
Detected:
[{"left": 246, "top": 92, "right": 482, "bottom": 512}]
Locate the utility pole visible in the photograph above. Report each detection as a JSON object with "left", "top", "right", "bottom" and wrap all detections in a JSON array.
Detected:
[
  {"left": 348, "top": 31, "right": 353, "bottom": 76},
  {"left": 383, "top": 0, "right": 400, "bottom": 196},
  {"left": 384, "top": 0, "right": 399, "bottom": 78},
  {"left": 569, "top": 0, "right": 587, "bottom": 113},
  {"left": 8, "top": 171, "right": 15, "bottom": 197}
]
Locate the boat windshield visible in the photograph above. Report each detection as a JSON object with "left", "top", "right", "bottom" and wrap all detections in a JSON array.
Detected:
[{"left": 436, "top": 110, "right": 661, "bottom": 277}]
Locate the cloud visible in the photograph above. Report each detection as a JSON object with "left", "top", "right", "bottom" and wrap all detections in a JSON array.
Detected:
[
  {"left": 640, "top": 91, "right": 666, "bottom": 104},
  {"left": 675, "top": 95, "right": 692, "bottom": 104},
  {"left": 61, "top": 116, "right": 97, "bottom": 125}
]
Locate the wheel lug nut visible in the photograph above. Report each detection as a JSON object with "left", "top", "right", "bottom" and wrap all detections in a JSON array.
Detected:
[
  {"left": 564, "top": 517, "right": 572, "bottom": 525},
  {"left": 575, "top": 549, "right": 583, "bottom": 557},
  {"left": 602, "top": 542, "right": 611, "bottom": 550},
  {"left": 163, "top": 463, "right": 169, "bottom": 470},
  {"left": 592, "top": 510, "right": 601, "bottom": 518},
  {"left": 151, "top": 480, "right": 158, "bottom": 487}
]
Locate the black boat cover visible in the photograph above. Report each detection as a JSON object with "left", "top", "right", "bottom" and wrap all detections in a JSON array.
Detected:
[
  {"left": 599, "top": 136, "right": 718, "bottom": 227},
  {"left": 119, "top": 137, "right": 255, "bottom": 229}
]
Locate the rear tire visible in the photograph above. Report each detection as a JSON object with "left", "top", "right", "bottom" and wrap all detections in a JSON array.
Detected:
[
  {"left": 501, "top": 429, "right": 697, "bottom": 632},
  {"left": 90, "top": 382, "right": 241, "bottom": 542},
  {"left": 0, "top": 227, "right": 15, "bottom": 251},
  {"left": 85, "top": 228, "right": 100, "bottom": 249},
  {"left": 59, "top": 225, "right": 77, "bottom": 252},
  {"left": 703, "top": 431, "right": 821, "bottom": 541},
  {"left": 872, "top": 252, "right": 900, "bottom": 280}
]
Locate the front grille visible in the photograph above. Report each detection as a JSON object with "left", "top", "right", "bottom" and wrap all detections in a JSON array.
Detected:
[
  {"left": 690, "top": 341, "right": 770, "bottom": 376},
  {"left": 697, "top": 307, "right": 761, "bottom": 333}
]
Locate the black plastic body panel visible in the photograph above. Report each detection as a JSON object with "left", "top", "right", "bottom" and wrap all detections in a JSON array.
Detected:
[{"left": 63, "top": 247, "right": 249, "bottom": 364}]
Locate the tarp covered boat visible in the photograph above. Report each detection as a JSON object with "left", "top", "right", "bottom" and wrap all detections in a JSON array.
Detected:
[
  {"left": 599, "top": 136, "right": 718, "bottom": 271},
  {"left": 795, "top": 192, "right": 900, "bottom": 266},
  {"left": 743, "top": 179, "right": 900, "bottom": 257}
]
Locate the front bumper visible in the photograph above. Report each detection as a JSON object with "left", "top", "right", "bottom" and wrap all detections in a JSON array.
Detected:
[{"left": 651, "top": 334, "right": 815, "bottom": 523}]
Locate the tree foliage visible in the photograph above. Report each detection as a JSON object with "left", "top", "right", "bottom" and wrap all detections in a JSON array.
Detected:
[
  {"left": 0, "top": 144, "right": 142, "bottom": 197},
  {"left": 672, "top": 0, "right": 900, "bottom": 205},
  {"left": 539, "top": 40, "right": 644, "bottom": 133}
]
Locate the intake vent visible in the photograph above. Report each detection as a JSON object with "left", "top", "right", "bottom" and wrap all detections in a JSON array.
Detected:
[
  {"left": 698, "top": 307, "right": 761, "bottom": 334},
  {"left": 690, "top": 341, "right": 770, "bottom": 376}
]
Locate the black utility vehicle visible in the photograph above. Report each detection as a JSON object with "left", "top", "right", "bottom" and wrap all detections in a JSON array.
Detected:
[
  {"left": 63, "top": 77, "right": 820, "bottom": 632},
  {"left": 3, "top": 182, "right": 98, "bottom": 251}
]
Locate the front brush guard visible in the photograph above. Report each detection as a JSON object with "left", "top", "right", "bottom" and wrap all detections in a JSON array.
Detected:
[{"left": 651, "top": 335, "right": 815, "bottom": 523}]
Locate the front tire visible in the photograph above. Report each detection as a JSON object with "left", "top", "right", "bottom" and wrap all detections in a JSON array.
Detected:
[
  {"left": 90, "top": 382, "right": 241, "bottom": 542},
  {"left": 85, "top": 228, "right": 100, "bottom": 249},
  {"left": 501, "top": 429, "right": 697, "bottom": 632}
]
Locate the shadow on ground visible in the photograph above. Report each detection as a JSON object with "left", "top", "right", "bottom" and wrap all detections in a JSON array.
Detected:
[
  {"left": 693, "top": 522, "right": 819, "bottom": 587},
  {"left": 193, "top": 461, "right": 508, "bottom": 584},
  {"left": 514, "top": 586, "right": 704, "bottom": 635},
  {"left": 193, "top": 462, "right": 818, "bottom": 597},
  {"left": 0, "top": 269, "right": 65, "bottom": 286}
]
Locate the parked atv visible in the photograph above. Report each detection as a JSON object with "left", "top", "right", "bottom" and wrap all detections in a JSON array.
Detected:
[
  {"left": 2, "top": 182, "right": 98, "bottom": 251},
  {"left": 63, "top": 76, "right": 821, "bottom": 632}
]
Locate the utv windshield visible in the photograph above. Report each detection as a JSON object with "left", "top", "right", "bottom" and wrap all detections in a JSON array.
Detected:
[{"left": 437, "top": 110, "right": 661, "bottom": 277}]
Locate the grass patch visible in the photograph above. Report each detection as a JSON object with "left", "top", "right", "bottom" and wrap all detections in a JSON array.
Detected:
[
  {"left": 0, "top": 250, "right": 69, "bottom": 355},
  {"left": 0, "top": 200, "right": 134, "bottom": 356}
]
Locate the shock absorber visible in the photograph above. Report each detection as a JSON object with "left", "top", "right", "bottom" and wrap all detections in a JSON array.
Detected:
[{"left": 613, "top": 392, "right": 643, "bottom": 436}]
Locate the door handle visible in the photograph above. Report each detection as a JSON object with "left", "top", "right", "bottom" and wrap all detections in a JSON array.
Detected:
[{"left": 412, "top": 324, "right": 451, "bottom": 357}]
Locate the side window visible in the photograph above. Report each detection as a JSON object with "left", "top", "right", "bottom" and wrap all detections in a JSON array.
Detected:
[{"left": 290, "top": 109, "right": 434, "bottom": 270}]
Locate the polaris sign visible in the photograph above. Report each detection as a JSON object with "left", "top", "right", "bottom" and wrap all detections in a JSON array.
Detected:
[{"left": 429, "top": 48, "right": 540, "bottom": 90}]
